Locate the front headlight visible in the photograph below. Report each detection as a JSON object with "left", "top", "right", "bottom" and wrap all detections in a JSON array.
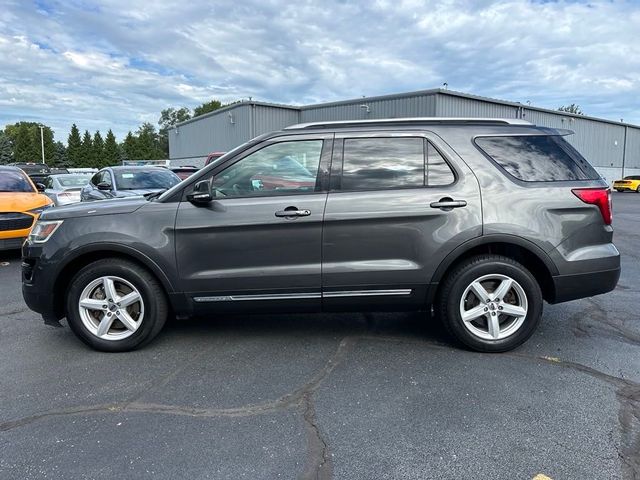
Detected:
[{"left": 28, "top": 220, "right": 63, "bottom": 243}]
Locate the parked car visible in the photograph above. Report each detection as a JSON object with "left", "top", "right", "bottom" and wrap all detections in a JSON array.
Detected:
[
  {"left": 170, "top": 166, "right": 199, "bottom": 180},
  {"left": 0, "top": 166, "right": 52, "bottom": 250},
  {"left": 80, "top": 166, "right": 181, "bottom": 202},
  {"left": 22, "top": 118, "right": 619, "bottom": 352},
  {"left": 43, "top": 173, "right": 92, "bottom": 206},
  {"left": 204, "top": 151, "right": 226, "bottom": 165},
  {"left": 613, "top": 175, "right": 640, "bottom": 192},
  {"left": 9, "top": 162, "right": 52, "bottom": 185}
]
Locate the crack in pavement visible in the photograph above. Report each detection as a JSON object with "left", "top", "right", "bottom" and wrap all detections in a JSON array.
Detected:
[
  {"left": 571, "top": 298, "right": 640, "bottom": 347},
  {"left": 0, "top": 334, "right": 637, "bottom": 478}
]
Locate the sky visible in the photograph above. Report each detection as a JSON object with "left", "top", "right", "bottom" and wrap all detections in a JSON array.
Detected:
[{"left": 1, "top": 0, "right": 639, "bottom": 143}]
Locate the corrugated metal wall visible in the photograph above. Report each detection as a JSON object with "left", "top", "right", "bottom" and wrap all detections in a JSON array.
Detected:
[
  {"left": 435, "top": 93, "right": 521, "bottom": 119},
  {"left": 252, "top": 105, "right": 300, "bottom": 136},
  {"left": 624, "top": 126, "right": 640, "bottom": 170},
  {"left": 301, "top": 93, "right": 437, "bottom": 122}
]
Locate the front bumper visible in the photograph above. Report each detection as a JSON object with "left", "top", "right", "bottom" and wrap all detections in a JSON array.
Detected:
[{"left": 0, "top": 236, "right": 26, "bottom": 251}]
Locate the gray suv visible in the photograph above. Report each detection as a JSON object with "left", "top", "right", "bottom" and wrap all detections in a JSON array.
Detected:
[{"left": 22, "top": 118, "right": 620, "bottom": 352}]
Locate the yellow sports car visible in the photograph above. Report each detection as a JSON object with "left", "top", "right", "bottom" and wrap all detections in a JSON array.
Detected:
[
  {"left": 1, "top": 165, "right": 53, "bottom": 250},
  {"left": 613, "top": 175, "right": 640, "bottom": 193}
]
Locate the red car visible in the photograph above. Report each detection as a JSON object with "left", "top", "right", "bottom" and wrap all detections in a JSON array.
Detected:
[
  {"left": 170, "top": 166, "right": 199, "bottom": 180},
  {"left": 205, "top": 152, "right": 226, "bottom": 166}
]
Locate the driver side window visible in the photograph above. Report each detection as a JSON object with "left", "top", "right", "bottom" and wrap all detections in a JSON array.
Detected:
[{"left": 212, "top": 140, "right": 323, "bottom": 198}]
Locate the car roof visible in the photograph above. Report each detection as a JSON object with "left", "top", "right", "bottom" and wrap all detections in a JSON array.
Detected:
[
  {"left": 107, "top": 166, "right": 167, "bottom": 170},
  {"left": 0, "top": 165, "right": 24, "bottom": 172}
]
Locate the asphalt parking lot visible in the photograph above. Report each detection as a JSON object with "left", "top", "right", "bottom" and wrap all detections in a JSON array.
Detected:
[{"left": 0, "top": 192, "right": 638, "bottom": 480}]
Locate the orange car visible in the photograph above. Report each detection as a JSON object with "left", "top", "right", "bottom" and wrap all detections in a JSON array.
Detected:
[{"left": 0, "top": 165, "right": 53, "bottom": 251}]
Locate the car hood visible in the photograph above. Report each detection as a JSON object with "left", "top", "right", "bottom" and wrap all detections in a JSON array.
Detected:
[
  {"left": 0, "top": 192, "right": 51, "bottom": 213},
  {"left": 40, "top": 197, "right": 148, "bottom": 220}
]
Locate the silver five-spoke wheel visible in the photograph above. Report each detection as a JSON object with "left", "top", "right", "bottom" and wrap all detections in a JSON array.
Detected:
[
  {"left": 459, "top": 273, "right": 528, "bottom": 341},
  {"left": 78, "top": 275, "right": 145, "bottom": 341}
]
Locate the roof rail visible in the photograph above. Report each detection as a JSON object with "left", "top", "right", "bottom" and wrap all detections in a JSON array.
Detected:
[{"left": 285, "top": 117, "right": 532, "bottom": 130}]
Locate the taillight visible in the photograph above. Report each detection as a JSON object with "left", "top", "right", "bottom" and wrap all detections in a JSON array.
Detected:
[{"left": 572, "top": 187, "right": 612, "bottom": 225}]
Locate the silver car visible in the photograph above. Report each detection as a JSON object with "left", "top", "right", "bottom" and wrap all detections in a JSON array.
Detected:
[{"left": 43, "top": 173, "right": 92, "bottom": 206}]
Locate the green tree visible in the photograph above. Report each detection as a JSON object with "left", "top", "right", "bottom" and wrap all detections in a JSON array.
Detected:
[
  {"left": 4, "top": 122, "right": 54, "bottom": 163},
  {"left": 93, "top": 131, "right": 104, "bottom": 167},
  {"left": 67, "top": 124, "right": 82, "bottom": 167},
  {"left": 12, "top": 123, "right": 40, "bottom": 163},
  {"left": 193, "top": 99, "right": 224, "bottom": 118},
  {"left": 122, "top": 131, "right": 136, "bottom": 160},
  {"left": 103, "top": 129, "right": 120, "bottom": 166},
  {"left": 80, "top": 130, "right": 93, "bottom": 167},
  {"left": 51, "top": 141, "right": 68, "bottom": 167},
  {"left": 558, "top": 104, "right": 584, "bottom": 115},
  {"left": 0, "top": 131, "right": 13, "bottom": 164},
  {"left": 158, "top": 107, "right": 191, "bottom": 156},
  {"left": 130, "top": 123, "right": 164, "bottom": 160}
]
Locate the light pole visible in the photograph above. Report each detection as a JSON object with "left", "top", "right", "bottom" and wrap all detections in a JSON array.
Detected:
[{"left": 38, "top": 124, "right": 45, "bottom": 164}]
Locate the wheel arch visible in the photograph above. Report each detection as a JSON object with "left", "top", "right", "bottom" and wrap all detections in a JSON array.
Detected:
[
  {"left": 430, "top": 235, "right": 558, "bottom": 303},
  {"left": 52, "top": 244, "right": 175, "bottom": 318}
]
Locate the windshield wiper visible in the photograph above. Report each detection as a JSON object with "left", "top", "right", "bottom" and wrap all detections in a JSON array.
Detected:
[{"left": 144, "top": 189, "right": 167, "bottom": 201}]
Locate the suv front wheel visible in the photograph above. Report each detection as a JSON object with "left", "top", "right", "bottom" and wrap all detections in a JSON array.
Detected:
[
  {"left": 66, "top": 259, "right": 168, "bottom": 352},
  {"left": 438, "top": 255, "right": 543, "bottom": 352}
]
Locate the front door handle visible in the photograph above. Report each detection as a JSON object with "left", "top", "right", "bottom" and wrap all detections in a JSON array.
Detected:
[
  {"left": 430, "top": 198, "right": 467, "bottom": 210},
  {"left": 275, "top": 207, "right": 311, "bottom": 218}
]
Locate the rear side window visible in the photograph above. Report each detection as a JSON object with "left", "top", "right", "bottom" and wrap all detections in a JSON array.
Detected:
[
  {"left": 475, "top": 135, "right": 600, "bottom": 182},
  {"left": 342, "top": 138, "right": 424, "bottom": 190},
  {"left": 340, "top": 137, "right": 455, "bottom": 191}
]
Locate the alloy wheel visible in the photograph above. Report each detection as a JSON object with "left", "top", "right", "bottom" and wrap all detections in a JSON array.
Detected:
[
  {"left": 459, "top": 274, "right": 528, "bottom": 341},
  {"left": 78, "top": 275, "right": 145, "bottom": 341}
]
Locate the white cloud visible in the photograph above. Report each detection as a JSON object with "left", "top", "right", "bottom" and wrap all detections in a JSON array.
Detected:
[{"left": 0, "top": 0, "right": 639, "bottom": 143}]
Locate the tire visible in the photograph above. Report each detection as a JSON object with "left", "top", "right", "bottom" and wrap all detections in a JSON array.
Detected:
[
  {"left": 66, "top": 258, "right": 168, "bottom": 352},
  {"left": 437, "top": 255, "right": 543, "bottom": 353},
  {"left": 636, "top": 186, "right": 640, "bottom": 193}
]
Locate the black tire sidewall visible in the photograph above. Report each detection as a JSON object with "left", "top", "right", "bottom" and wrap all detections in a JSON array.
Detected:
[
  {"left": 66, "top": 260, "right": 166, "bottom": 352},
  {"left": 443, "top": 257, "right": 543, "bottom": 352}
]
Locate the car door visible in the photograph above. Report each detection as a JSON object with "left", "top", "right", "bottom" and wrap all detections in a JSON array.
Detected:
[
  {"left": 43, "top": 176, "right": 56, "bottom": 203},
  {"left": 175, "top": 134, "right": 333, "bottom": 313},
  {"left": 82, "top": 171, "right": 108, "bottom": 201},
  {"left": 322, "top": 131, "right": 482, "bottom": 310}
]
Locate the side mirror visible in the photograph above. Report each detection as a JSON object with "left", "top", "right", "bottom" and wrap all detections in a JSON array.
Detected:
[
  {"left": 97, "top": 182, "right": 112, "bottom": 191},
  {"left": 187, "top": 179, "right": 213, "bottom": 204},
  {"left": 35, "top": 183, "right": 46, "bottom": 192}
]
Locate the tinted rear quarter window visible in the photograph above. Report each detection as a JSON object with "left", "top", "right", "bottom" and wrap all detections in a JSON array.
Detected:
[
  {"left": 475, "top": 135, "right": 600, "bottom": 182},
  {"left": 340, "top": 137, "right": 455, "bottom": 191}
]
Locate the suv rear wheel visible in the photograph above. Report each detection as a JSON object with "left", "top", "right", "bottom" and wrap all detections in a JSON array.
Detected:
[
  {"left": 438, "top": 255, "right": 543, "bottom": 352},
  {"left": 66, "top": 259, "right": 168, "bottom": 352}
]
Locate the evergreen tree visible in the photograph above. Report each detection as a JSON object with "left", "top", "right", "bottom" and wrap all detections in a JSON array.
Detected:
[
  {"left": 103, "top": 129, "right": 120, "bottom": 166},
  {"left": 0, "top": 131, "right": 13, "bottom": 164},
  {"left": 136, "top": 123, "right": 164, "bottom": 160},
  {"left": 80, "top": 130, "right": 93, "bottom": 167},
  {"left": 67, "top": 124, "right": 82, "bottom": 167},
  {"left": 93, "top": 131, "right": 104, "bottom": 167},
  {"left": 122, "top": 131, "right": 136, "bottom": 160},
  {"left": 51, "top": 141, "right": 68, "bottom": 167}
]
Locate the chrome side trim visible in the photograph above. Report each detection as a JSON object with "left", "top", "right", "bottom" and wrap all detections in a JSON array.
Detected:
[
  {"left": 193, "top": 292, "right": 321, "bottom": 302},
  {"left": 323, "top": 289, "right": 413, "bottom": 298},
  {"left": 193, "top": 289, "right": 413, "bottom": 303}
]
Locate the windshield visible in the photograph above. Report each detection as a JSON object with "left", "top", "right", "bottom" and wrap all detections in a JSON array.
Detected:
[
  {"left": 56, "top": 174, "right": 91, "bottom": 187},
  {"left": 0, "top": 171, "right": 35, "bottom": 192},
  {"left": 114, "top": 169, "right": 181, "bottom": 190}
]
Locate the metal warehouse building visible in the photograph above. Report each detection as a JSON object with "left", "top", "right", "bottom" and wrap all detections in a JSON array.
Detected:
[{"left": 168, "top": 88, "right": 640, "bottom": 182}]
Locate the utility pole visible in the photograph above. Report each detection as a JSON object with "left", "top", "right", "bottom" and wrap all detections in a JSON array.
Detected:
[{"left": 39, "top": 124, "right": 45, "bottom": 164}]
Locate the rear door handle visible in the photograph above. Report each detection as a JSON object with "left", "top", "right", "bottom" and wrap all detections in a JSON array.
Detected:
[
  {"left": 275, "top": 207, "right": 311, "bottom": 218},
  {"left": 430, "top": 198, "right": 467, "bottom": 210}
]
